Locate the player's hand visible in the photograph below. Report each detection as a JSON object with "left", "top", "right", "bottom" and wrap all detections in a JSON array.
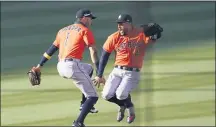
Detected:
[
  {"left": 34, "top": 64, "right": 41, "bottom": 71},
  {"left": 27, "top": 64, "right": 42, "bottom": 86},
  {"left": 92, "top": 76, "right": 106, "bottom": 88}
]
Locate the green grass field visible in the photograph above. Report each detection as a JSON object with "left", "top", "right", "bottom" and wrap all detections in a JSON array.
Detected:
[{"left": 1, "top": 42, "right": 215, "bottom": 126}]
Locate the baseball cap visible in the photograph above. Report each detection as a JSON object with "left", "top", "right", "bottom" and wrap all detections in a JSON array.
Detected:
[
  {"left": 116, "top": 14, "right": 132, "bottom": 23},
  {"left": 76, "top": 8, "right": 96, "bottom": 19}
]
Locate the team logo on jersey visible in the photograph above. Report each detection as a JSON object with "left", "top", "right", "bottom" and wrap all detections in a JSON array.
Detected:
[
  {"left": 116, "top": 41, "right": 143, "bottom": 56},
  {"left": 117, "top": 41, "right": 141, "bottom": 49}
]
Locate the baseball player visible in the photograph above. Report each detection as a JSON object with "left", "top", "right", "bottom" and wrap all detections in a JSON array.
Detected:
[
  {"left": 93, "top": 14, "right": 163, "bottom": 124},
  {"left": 30, "top": 9, "right": 101, "bottom": 127}
]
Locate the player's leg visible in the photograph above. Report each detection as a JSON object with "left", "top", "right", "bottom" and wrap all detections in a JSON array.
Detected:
[
  {"left": 102, "top": 68, "right": 125, "bottom": 106},
  {"left": 80, "top": 63, "right": 93, "bottom": 106},
  {"left": 72, "top": 62, "right": 99, "bottom": 125},
  {"left": 80, "top": 63, "right": 98, "bottom": 113},
  {"left": 116, "top": 71, "right": 140, "bottom": 124},
  {"left": 114, "top": 94, "right": 133, "bottom": 122},
  {"left": 101, "top": 68, "right": 133, "bottom": 122},
  {"left": 80, "top": 93, "right": 86, "bottom": 108},
  {"left": 57, "top": 60, "right": 98, "bottom": 126}
]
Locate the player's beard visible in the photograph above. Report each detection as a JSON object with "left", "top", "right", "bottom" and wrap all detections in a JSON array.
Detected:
[
  {"left": 119, "top": 30, "right": 124, "bottom": 35},
  {"left": 119, "top": 29, "right": 128, "bottom": 36},
  {"left": 86, "top": 19, "right": 92, "bottom": 27},
  {"left": 86, "top": 22, "right": 90, "bottom": 27}
]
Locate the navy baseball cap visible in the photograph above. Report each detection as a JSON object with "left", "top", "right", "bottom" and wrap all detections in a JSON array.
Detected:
[
  {"left": 76, "top": 8, "right": 96, "bottom": 19},
  {"left": 116, "top": 14, "right": 132, "bottom": 23}
]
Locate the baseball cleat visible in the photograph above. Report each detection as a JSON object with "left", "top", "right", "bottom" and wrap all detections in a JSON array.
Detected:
[
  {"left": 72, "top": 120, "right": 85, "bottom": 127},
  {"left": 89, "top": 106, "right": 99, "bottom": 113},
  {"left": 117, "top": 106, "right": 126, "bottom": 122},
  {"left": 79, "top": 105, "right": 98, "bottom": 113},
  {"left": 126, "top": 106, "right": 135, "bottom": 123},
  {"left": 127, "top": 114, "right": 135, "bottom": 123}
]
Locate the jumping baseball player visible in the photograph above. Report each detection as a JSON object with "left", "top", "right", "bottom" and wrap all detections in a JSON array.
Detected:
[
  {"left": 28, "top": 8, "right": 101, "bottom": 127},
  {"left": 93, "top": 14, "right": 163, "bottom": 124}
]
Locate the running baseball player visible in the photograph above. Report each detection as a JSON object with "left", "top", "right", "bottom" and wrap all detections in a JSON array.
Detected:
[
  {"left": 93, "top": 14, "right": 163, "bottom": 124},
  {"left": 29, "top": 8, "right": 101, "bottom": 127}
]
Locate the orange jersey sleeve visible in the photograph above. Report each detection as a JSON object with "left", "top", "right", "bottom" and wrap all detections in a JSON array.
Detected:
[
  {"left": 103, "top": 35, "right": 115, "bottom": 53},
  {"left": 83, "top": 29, "right": 95, "bottom": 47}
]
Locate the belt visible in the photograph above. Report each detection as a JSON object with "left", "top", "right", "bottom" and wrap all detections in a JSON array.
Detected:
[
  {"left": 115, "top": 65, "right": 140, "bottom": 72},
  {"left": 60, "top": 58, "right": 80, "bottom": 62},
  {"left": 64, "top": 58, "right": 74, "bottom": 62}
]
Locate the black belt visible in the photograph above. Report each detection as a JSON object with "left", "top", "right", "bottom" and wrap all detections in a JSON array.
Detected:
[
  {"left": 64, "top": 58, "right": 74, "bottom": 62},
  {"left": 115, "top": 65, "right": 140, "bottom": 72}
]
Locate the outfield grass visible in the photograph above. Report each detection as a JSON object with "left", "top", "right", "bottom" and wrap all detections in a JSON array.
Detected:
[{"left": 1, "top": 42, "right": 215, "bottom": 126}]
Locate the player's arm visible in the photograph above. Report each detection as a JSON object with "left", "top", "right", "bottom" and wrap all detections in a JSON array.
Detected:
[
  {"left": 97, "top": 49, "right": 111, "bottom": 78},
  {"left": 37, "top": 32, "right": 60, "bottom": 67},
  {"left": 37, "top": 44, "right": 59, "bottom": 67},
  {"left": 83, "top": 30, "right": 100, "bottom": 71},
  {"left": 89, "top": 45, "right": 100, "bottom": 71},
  {"left": 97, "top": 36, "right": 115, "bottom": 78}
]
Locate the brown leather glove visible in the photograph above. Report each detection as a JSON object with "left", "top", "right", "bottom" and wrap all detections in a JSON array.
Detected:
[{"left": 27, "top": 67, "right": 41, "bottom": 86}]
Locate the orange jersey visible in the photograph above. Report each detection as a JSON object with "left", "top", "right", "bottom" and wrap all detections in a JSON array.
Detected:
[
  {"left": 53, "top": 22, "right": 95, "bottom": 60},
  {"left": 103, "top": 27, "right": 151, "bottom": 69}
]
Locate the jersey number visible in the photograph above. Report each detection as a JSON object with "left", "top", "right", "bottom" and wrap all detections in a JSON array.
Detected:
[
  {"left": 134, "top": 48, "right": 140, "bottom": 56},
  {"left": 64, "top": 32, "right": 70, "bottom": 46}
]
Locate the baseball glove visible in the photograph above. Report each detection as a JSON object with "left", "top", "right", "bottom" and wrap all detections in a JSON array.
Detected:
[
  {"left": 27, "top": 67, "right": 41, "bottom": 86},
  {"left": 141, "top": 23, "right": 163, "bottom": 40}
]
